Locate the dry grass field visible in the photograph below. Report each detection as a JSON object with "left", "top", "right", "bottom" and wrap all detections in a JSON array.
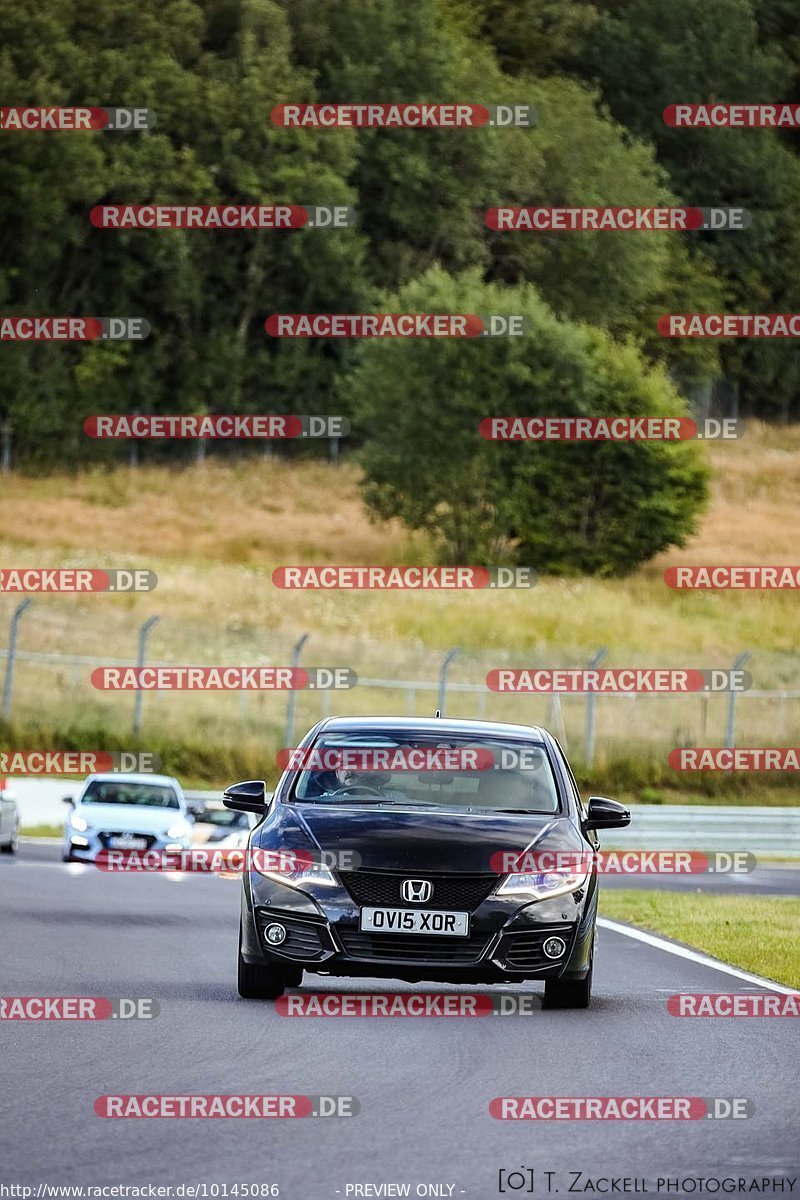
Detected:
[
  {"left": 0, "top": 422, "right": 797, "bottom": 656},
  {"left": 0, "top": 422, "right": 797, "bottom": 787}
]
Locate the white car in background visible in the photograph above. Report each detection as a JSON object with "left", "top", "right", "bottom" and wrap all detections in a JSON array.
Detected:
[
  {"left": 0, "top": 782, "right": 20, "bottom": 854},
  {"left": 63, "top": 773, "right": 193, "bottom": 863}
]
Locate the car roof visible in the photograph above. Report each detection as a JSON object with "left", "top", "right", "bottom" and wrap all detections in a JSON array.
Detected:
[
  {"left": 82, "top": 773, "right": 182, "bottom": 786},
  {"left": 314, "top": 716, "right": 549, "bottom": 740}
]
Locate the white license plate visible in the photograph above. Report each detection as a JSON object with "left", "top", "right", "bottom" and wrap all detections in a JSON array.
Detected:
[
  {"left": 108, "top": 835, "right": 148, "bottom": 850},
  {"left": 360, "top": 907, "right": 469, "bottom": 937}
]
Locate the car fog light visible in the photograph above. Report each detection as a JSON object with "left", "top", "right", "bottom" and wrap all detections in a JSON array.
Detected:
[
  {"left": 543, "top": 936, "right": 566, "bottom": 959},
  {"left": 70, "top": 836, "right": 89, "bottom": 848},
  {"left": 265, "top": 923, "right": 287, "bottom": 946}
]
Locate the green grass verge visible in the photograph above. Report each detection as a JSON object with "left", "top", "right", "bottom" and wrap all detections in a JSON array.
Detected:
[
  {"left": 20, "top": 824, "right": 62, "bottom": 838},
  {"left": 3, "top": 718, "right": 800, "bottom": 799},
  {"left": 600, "top": 890, "right": 800, "bottom": 988}
]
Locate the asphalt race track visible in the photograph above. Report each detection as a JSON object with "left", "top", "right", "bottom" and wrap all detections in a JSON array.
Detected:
[{"left": 1, "top": 846, "right": 798, "bottom": 1196}]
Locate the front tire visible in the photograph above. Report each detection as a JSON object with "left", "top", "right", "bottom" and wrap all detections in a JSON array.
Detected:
[
  {"left": 237, "top": 925, "right": 301, "bottom": 1000},
  {"left": 0, "top": 827, "right": 18, "bottom": 855},
  {"left": 543, "top": 954, "right": 593, "bottom": 1009}
]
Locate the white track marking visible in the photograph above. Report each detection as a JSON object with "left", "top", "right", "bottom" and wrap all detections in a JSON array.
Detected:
[{"left": 598, "top": 917, "right": 797, "bottom": 995}]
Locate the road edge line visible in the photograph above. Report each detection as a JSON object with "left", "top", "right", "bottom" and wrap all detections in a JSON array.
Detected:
[{"left": 597, "top": 916, "right": 797, "bottom": 995}]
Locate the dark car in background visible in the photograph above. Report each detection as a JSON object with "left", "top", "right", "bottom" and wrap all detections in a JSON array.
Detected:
[
  {"left": 189, "top": 800, "right": 254, "bottom": 849},
  {"left": 224, "top": 717, "right": 630, "bottom": 1008},
  {"left": 0, "top": 780, "right": 20, "bottom": 855}
]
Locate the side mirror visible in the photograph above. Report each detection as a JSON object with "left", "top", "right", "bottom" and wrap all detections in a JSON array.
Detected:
[
  {"left": 223, "top": 779, "right": 268, "bottom": 814},
  {"left": 584, "top": 796, "right": 631, "bottom": 830},
  {"left": 62, "top": 796, "right": 75, "bottom": 807}
]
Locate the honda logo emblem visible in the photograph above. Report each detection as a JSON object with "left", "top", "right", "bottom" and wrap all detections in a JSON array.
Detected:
[{"left": 401, "top": 879, "right": 432, "bottom": 903}]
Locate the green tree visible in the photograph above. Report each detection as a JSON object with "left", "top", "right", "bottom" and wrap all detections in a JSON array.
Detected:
[
  {"left": 346, "top": 266, "right": 708, "bottom": 574},
  {"left": 0, "top": 0, "right": 369, "bottom": 465},
  {"left": 578, "top": 0, "right": 800, "bottom": 417}
]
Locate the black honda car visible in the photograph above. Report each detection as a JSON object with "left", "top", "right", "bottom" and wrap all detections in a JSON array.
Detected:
[{"left": 224, "top": 717, "right": 630, "bottom": 1008}]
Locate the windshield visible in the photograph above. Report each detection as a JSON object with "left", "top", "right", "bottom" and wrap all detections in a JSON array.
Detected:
[
  {"left": 81, "top": 781, "right": 180, "bottom": 809},
  {"left": 194, "top": 809, "right": 249, "bottom": 828},
  {"left": 290, "top": 734, "right": 560, "bottom": 813}
]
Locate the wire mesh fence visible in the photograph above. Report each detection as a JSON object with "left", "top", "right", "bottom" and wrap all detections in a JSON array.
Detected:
[{"left": 1, "top": 598, "right": 798, "bottom": 764}]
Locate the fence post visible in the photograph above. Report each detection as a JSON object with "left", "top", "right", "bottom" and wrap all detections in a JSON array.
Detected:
[
  {"left": 132, "top": 615, "right": 160, "bottom": 737},
  {"left": 285, "top": 632, "right": 309, "bottom": 747},
  {"left": 1, "top": 421, "right": 12, "bottom": 474},
  {"left": 2, "top": 597, "right": 33, "bottom": 721},
  {"left": 584, "top": 646, "right": 608, "bottom": 768},
  {"left": 128, "top": 412, "right": 140, "bottom": 468},
  {"left": 437, "top": 647, "right": 460, "bottom": 717},
  {"left": 549, "top": 692, "right": 567, "bottom": 745},
  {"left": 725, "top": 650, "right": 751, "bottom": 749}
]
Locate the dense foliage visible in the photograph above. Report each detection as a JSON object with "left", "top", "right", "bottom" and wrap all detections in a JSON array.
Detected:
[{"left": 1, "top": 0, "right": 795, "bottom": 567}]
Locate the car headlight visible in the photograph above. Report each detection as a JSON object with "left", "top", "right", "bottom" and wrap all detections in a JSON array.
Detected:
[
  {"left": 496, "top": 868, "right": 588, "bottom": 901},
  {"left": 166, "top": 822, "right": 189, "bottom": 839},
  {"left": 256, "top": 857, "right": 338, "bottom": 889},
  {"left": 70, "top": 814, "right": 89, "bottom": 832}
]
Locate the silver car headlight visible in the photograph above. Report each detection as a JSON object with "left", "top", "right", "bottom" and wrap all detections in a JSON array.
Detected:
[
  {"left": 70, "top": 813, "right": 89, "bottom": 832},
  {"left": 166, "top": 821, "right": 190, "bottom": 839}
]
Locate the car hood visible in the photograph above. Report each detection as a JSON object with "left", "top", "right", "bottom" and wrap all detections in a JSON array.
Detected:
[
  {"left": 260, "top": 803, "right": 584, "bottom": 873},
  {"left": 74, "top": 803, "right": 185, "bottom": 835}
]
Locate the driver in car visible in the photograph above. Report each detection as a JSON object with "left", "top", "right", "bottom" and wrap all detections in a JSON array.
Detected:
[{"left": 304, "top": 764, "right": 405, "bottom": 801}]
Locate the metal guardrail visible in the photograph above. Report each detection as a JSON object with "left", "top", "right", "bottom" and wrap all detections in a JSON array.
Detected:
[
  {"left": 185, "top": 793, "right": 800, "bottom": 858},
  {"left": 605, "top": 805, "right": 800, "bottom": 856}
]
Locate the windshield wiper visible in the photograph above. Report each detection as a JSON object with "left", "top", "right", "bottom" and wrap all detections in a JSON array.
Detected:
[{"left": 493, "top": 808, "right": 550, "bottom": 815}]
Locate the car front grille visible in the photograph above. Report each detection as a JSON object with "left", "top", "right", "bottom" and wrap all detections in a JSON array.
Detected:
[
  {"left": 339, "top": 871, "right": 499, "bottom": 913},
  {"left": 337, "top": 929, "right": 491, "bottom": 964}
]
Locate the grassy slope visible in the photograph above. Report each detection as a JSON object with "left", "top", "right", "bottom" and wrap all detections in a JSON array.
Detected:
[
  {"left": 1, "top": 423, "right": 797, "bottom": 659},
  {"left": 0, "top": 422, "right": 797, "bottom": 789}
]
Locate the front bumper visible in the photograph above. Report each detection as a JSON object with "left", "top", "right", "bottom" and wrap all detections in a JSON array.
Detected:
[
  {"left": 63, "top": 828, "right": 192, "bottom": 862},
  {"left": 241, "top": 870, "right": 597, "bottom": 983}
]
